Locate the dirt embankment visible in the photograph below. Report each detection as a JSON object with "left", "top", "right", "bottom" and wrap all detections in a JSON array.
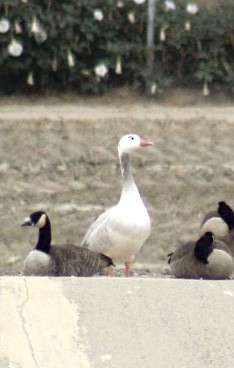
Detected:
[{"left": 0, "top": 100, "right": 234, "bottom": 275}]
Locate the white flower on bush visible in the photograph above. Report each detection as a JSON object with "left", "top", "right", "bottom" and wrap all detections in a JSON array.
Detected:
[
  {"left": 8, "top": 39, "right": 23, "bottom": 57},
  {"left": 81, "top": 69, "right": 91, "bottom": 76},
  {"left": 14, "top": 21, "right": 22, "bottom": 34},
  {"left": 94, "top": 9, "right": 104, "bottom": 21},
  {"left": 0, "top": 18, "right": 10, "bottom": 33},
  {"left": 27, "top": 72, "right": 34, "bottom": 86},
  {"left": 115, "top": 56, "right": 122, "bottom": 75},
  {"left": 52, "top": 58, "right": 58, "bottom": 72},
  {"left": 95, "top": 63, "right": 108, "bottom": 78},
  {"left": 165, "top": 0, "right": 176, "bottom": 11},
  {"left": 159, "top": 27, "right": 166, "bottom": 42},
  {"left": 31, "top": 16, "right": 40, "bottom": 33},
  {"left": 31, "top": 17, "right": 47, "bottom": 43},
  {"left": 203, "top": 82, "right": 210, "bottom": 96},
  {"left": 117, "top": 1, "right": 124, "bottom": 7},
  {"left": 35, "top": 28, "right": 48, "bottom": 43},
  {"left": 185, "top": 20, "right": 191, "bottom": 31},
  {"left": 134, "top": 0, "right": 145, "bottom": 4},
  {"left": 67, "top": 50, "right": 75, "bottom": 67},
  {"left": 186, "top": 3, "right": 199, "bottom": 14},
  {"left": 128, "top": 12, "right": 135, "bottom": 23},
  {"left": 151, "top": 82, "right": 157, "bottom": 95}
]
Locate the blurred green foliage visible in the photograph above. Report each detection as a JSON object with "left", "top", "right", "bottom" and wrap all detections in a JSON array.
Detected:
[{"left": 0, "top": 0, "right": 233, "bottom": 95}]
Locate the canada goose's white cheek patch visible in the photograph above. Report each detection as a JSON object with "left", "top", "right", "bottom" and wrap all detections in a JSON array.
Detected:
[
  {"left": 36, "top": 213, "right": 47, "bottom": 228},
  {"left": 200, "top": 217, "right": 229, "bottom": 239}
]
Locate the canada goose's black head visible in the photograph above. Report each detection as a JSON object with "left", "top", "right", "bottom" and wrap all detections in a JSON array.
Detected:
[
  {"left": 217, "top": 201, "right": 234, "bottom": 231},
  {"left": 21, "top": 211, "right": 48, "bottom": 228},
  {"left": 21, "top": 211, "right": 51, "bottom": 254},
  {"left": 194, "top": 232, "right": 215, "bottom": 264}
]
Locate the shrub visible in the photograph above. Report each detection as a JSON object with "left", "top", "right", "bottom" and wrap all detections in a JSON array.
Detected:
[{"left": 0, "top": 0, "right": 233, "bottom": 95}]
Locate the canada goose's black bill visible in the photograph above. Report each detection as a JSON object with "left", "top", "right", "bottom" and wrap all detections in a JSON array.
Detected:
[
  {"left": 167, "top": 252, "right": 173, "bottom": 264},
  {"left": 21, "top": 217, "right": 33, "bottom": 227}
]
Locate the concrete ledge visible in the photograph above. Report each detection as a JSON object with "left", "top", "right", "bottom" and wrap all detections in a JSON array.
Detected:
[{"left": 0, "top": 277, "right": 234, "bottom": 368}]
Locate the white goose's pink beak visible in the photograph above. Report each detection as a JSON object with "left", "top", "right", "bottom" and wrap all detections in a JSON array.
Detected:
[{"left": 140, "top": 138, "right": 154, "bottom": 147}]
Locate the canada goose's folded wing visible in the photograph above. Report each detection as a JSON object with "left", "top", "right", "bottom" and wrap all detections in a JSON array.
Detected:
[
  {"left": 50, "top": 245, "right": 113, "bottom": 276},
  {"left": 168, "top": 242, "right": 194, "bottom": 263}
]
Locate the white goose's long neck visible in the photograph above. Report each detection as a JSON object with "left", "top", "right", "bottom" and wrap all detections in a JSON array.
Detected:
[{"left": 119, "top": 152, "right": 139, "bottom": 200}]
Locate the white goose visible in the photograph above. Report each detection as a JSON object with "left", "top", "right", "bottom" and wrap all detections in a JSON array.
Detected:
[{"left": 81, "top": 134, "right": 153, "bottom": 276}]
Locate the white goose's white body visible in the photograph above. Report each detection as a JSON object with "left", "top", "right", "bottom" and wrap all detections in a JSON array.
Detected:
[
  {"left": 81, "top": 134, "right": 153, "bottom": 275},
  {"left": 82, "top": 181, "right": 151, "bottom": 263}
]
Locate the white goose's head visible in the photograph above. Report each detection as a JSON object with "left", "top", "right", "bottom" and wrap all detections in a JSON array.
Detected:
[
  {"left": 21, "top": 211, "right": 48, "bottom": 229},
  {"left": 118, "top": 134, "right": 153, "bottom": 157}
]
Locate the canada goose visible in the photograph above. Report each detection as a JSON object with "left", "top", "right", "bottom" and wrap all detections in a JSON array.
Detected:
[
  {"left": 168, "top": 232, "right": 234, "bottom": 279},
  {"left": 21, "top": 211, "right": 114, "bottom": 276},
  {"left": 81, "top": 134, "right": 153, "bottom": 276},
  {"left": 200, "top": 201, "right": 234, "bottom": 255}
]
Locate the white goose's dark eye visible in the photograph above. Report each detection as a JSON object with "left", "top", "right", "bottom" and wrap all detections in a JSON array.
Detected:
[{"left": 128, "top": 136, "right": 134, "bottom": 140}]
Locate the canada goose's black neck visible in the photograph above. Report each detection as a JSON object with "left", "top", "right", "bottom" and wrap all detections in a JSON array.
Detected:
[
  {"left": 36, "top": 217, "right": 51, "bottom": 254},
  {"left": 120, "top": 153, "right": 134, "bottom": 185},
  {"left": 194, "top": 233, "right": 214, "bottom": 264},
  {"left": 218, "top": 202, "right": 234, "bottom": 230}
]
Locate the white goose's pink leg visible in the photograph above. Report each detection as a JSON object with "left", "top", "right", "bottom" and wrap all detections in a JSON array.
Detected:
[
  {"left": 125, "top": 261, "right": 131, "bottom": 277},
  {"left": 107, "top": 266, "right": 113, "bottom": 276}
]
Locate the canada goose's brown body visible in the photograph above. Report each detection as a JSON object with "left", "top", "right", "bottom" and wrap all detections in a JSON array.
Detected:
[
  {"left": 22, "top": 211, "right": 113, "bottom": 277},
  {"left": 23, "top": 244, "right": 113, "bottom": 276},
  {"left": 168, "top": 232, "right": 234, "bottom": 279}
]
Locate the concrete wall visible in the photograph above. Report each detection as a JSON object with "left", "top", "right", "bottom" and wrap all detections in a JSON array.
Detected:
[{"left": 0, "top": 277, "right": 234, "bottom": 368}]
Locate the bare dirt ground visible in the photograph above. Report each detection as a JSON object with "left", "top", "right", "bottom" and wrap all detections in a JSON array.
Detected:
[{"left": 0, "top": 92, "right": 234, "bottom": 276}]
